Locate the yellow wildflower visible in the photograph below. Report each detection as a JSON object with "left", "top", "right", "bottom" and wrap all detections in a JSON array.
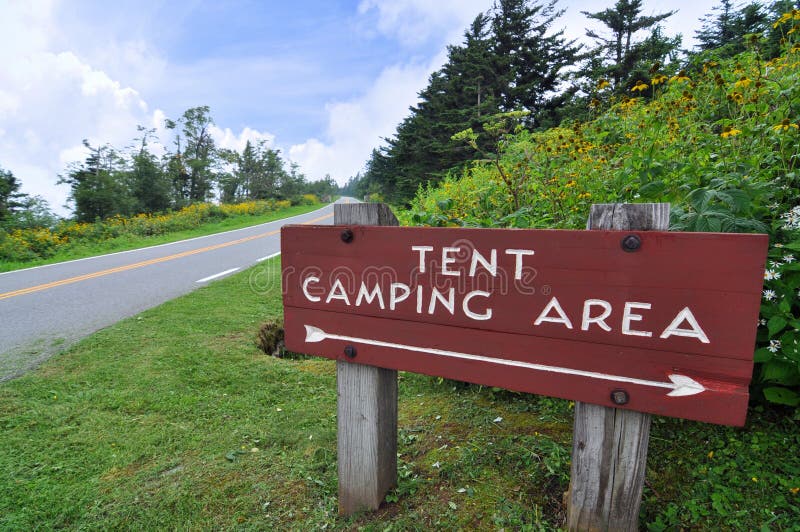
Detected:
[
  {"left": 670, "top": 70, "right": 690, "bottom": 83},
  {"left": 596, "top": 78, "right": 610, "bottom": 90},
  {"left": 728, "top": 92, "right": 744, "bottom": 104},
  {"left": 734, "top": 76, "right": 752, "bottom": 88},
  {"left": 791, "top": 487, "right": 800, "bottom": 494},
  {"left": 651, "top": 74, "right": 667, "bottom": 85},
  {"left": 720, "top": 125, "right": 741, "bottom": 138},
  {"left": 773, "top": 119, "right": 799, "bottom": 131},
  {"left": 631, "top": 81, "right": 649, "bottom": 92}
]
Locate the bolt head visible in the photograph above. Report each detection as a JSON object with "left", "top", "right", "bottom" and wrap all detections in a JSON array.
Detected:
[
  {"left": 341, "top": 228, "right": 354, "bottom": 243},
  {"left": 344, "top": 345, "right": 357, "bottom": 358},
  {"left": 610, "top": 389, "right": 629, "bottom": 405},
  {"left": 621, "top": 234, "right": 641, "bottom": 252}
]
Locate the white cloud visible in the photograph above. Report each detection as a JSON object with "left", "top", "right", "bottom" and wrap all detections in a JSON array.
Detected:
[
  {"left": 210, "top": 126, "right": 276, "bottom": 154},
  {"left": 289, "top": 58, "right": 441, "bottom": 183},
  {"left": 358, "top": 0, "right": 492, "bottom": 47},
  {"left": 0, "top": 1, "right": 161, "bottom": 216},
  {"left": 289, "top": 1, "right": 494, "bottom": 184}
]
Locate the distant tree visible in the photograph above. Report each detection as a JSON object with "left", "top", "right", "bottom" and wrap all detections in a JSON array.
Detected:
[
  {"left": 277, "top": 162, "right": 307, "bottom": 200},
  {"left": 305, "top": 174, "right": 338, "bottom": 200},
  {"left": 165, "top": 106, "right": 217, "bottom": 204},
  {"left": 580, "top": 0, "right": 678, "bottom": 91},
  {"left": 250, "top": 144, "right": 286, "bottom": 200},
  {"left": 58, "top": 141, "right": 133, "bottom": 222},
  {"left": 11, "top": 195, "right": 59, "bottom": 229},
  {"left": 695, "top": 1, "right": 769, "bottom": 57},
  {"left": 129, "top": 126, "right": 171, "bottom": 213},
  {"left": 0, "top": 166, "right": 26, "bottom": 226}
]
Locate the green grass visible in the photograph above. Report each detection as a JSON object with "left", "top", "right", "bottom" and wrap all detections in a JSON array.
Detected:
[
  {"left": 0, "top": 259, "right": 797, "bottom": 529},
  {"left": 0, "top": 203, "right": 328, "bottom": 273}
]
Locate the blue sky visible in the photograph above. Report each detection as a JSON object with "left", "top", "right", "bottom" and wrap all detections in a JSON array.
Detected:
[{"left": 1, "top": 0, "right": 718, "bottom": 215}]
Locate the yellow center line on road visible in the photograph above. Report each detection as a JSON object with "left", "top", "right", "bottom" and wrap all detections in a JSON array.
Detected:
[{"left": 0, "top": 212, "right": 333, "bottom": 301}]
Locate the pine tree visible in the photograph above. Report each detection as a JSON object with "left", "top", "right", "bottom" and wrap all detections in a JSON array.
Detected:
[
  {"left": 164, "top": 106, "right": 217, "bottom": 204},
  {"left": 491, "top": 0, "right": 580, "bottom": 123},
  {"left": 695, "top": 1, "right": 768, "bottom": 57},
  {"left": 129, "top": 126, "right": 171, "bottom": 213},
  {"left": 0, "top": 166, "right": 26, "bottom": 225},
  {"left": 581, "top": 0, "right": 677, "bottom": 91},
  {"left": 362, "top": 1, "right": 578, "bottom": 203},
  {"left": 58, "top": 141, "right": 133, "bottom": 222}
]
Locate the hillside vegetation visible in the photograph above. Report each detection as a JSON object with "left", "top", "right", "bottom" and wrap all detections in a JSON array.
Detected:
[{"left": 403, "top": 17, "right": 800, "bottom": 413}]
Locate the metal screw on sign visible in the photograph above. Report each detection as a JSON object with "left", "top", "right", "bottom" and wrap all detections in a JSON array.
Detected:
[
  {"left": 610, "top": 389, "right": 630, "bottom": 405},
  {"left": 341, "top": 229, "right": 354, "bottom": 243},
  {"left": 621, "top": 234, "right": 641, "bottom": 252},
  {"left": 344, "top": 345, "right": 357, "bottom": 358}
]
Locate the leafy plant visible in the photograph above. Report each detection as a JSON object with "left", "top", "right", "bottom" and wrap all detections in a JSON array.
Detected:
[{"left": 408, "top": 16, "right": 800, "bottom": 414}]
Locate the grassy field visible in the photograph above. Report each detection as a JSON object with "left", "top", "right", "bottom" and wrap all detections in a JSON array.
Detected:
[
  {"left": 0, "top": 203, "right": 328, "bottom": 273},
  {"left": 0, "top": 258, "right": 797, "bottom": 530}
]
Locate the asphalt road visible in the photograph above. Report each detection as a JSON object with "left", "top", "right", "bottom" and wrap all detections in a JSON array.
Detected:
[{"left": 0, "top": 199, "right": 349, "bottom": 380}]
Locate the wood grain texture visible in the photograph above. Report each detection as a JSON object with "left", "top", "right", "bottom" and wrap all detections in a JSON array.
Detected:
[
  {"left": 567, "top": 203, "right": 668, "bottom": 532},
  {"left": 335, "top": 202, "right": 398, "bottom": 516}
]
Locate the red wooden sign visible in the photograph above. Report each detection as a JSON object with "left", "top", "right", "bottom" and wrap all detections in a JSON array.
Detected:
[{"left": 281, "top": 225, "right": 767, "bottom": 426}]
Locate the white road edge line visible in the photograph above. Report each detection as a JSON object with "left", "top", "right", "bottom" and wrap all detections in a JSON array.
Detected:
[
  {"left": 256, "top": 252, "right": 281, "bottom": 262},
  {"left": 196, "top": 267, "right": 240, "bottom": 283}
]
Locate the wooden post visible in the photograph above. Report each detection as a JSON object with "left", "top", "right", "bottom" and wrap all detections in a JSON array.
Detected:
[
  {"left": 568, "top": 203, "right": 670, "bottom": 531},
  {"left": 334, "top": 203, "right": 398, "bottom": 515}
]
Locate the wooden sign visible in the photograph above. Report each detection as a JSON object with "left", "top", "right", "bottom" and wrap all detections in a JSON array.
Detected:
[{"left": 282, "top": 225, "right": 767, "bottom": 426}]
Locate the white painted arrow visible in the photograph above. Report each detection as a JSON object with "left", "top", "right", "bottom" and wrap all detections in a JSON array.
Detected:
[{"left": 304, "top": 325, "right": 706, "bottom": 397}]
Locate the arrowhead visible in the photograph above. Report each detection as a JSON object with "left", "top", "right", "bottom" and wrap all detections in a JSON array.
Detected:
[
  {"left": 304, "top": 325, "right": 326, "bottom": 343},
  {"left": 666, "top": 374, "right": 705, "bottom": 397}
]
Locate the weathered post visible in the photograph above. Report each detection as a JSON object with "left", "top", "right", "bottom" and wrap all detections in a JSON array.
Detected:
[
  {"left": 334, "top": 203, "right": 398, "bottom": 515},
  {"left": 567, "top": 203, "right": 670, "bottom": 531}
]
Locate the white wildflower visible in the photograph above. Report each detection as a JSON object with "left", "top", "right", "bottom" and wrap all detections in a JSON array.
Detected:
[
  {"left": 763, "top": 289, "right": 777, "bottom": 301},
  {"left": 764, "top": 269, "right": 781, "bottom": 281},
  {"left": 784, "top": 254, "right": 795, "bottom": 263},
  {"left": 781, "top": 206, "right": 800, "bottom": 230},
  {"left": 768, "top": 339, "right": 782, "bottom": 353}
]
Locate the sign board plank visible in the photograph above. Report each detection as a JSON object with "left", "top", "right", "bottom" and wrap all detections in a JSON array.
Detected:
[{"left": 282, "top": 225, "right": 767, "bottom": 426}]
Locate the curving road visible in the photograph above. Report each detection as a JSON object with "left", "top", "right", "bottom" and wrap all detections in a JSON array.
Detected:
[{"left": 0, "top": 199, "right": 352, "bottom": 380}]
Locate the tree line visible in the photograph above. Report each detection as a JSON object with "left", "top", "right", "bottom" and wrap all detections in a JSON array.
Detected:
[
  {"left": 345, "top": 0, "right": 795, "bottom": 204},
  {"left": 1, "top": 105, "right": 338, "bottom": 227}
]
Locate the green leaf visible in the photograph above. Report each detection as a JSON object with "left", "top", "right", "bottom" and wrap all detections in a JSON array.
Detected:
[
  {"left": 768, "top": 316, "right": 788, "bottom": 337},
  {"left": 761, "top": 361, "right": 800, "bottom": 386},
  {"left": 638, "top": 180, "right": 667, "bottom": 198},
  {"left": 763, "top": 387, "right": 800, "bottom": 406},
  {"left": 754, "top": 347, "right": 773, "bottom": 362}
]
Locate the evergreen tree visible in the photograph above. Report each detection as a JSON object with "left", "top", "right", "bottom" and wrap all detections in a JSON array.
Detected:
[
  {"left": 695, "top": 1, "right": 769, "bottom": 57},
  {"left": 129, "top": 126, "right": 171, "bottom": 213},
  {"left": 0, "top": 166, "right": 26, "bottom": 226},
  {"left": 249, "top": 143, "right": 286, "bottom": 200},
  {"left": 165, "top": 106, "right": 217, "bottom": 204},
  {"left": 58, "top": 141, "right": 133, "bottom": 222},
  {"left": 491, "top": 0, "right": 580, "bottom": 123},
  {"left": 362, "top": 1, "right": 578, "bottom": 203},
  {"left": 581, "top": 0, "right": 677, "bottom": 91}
]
